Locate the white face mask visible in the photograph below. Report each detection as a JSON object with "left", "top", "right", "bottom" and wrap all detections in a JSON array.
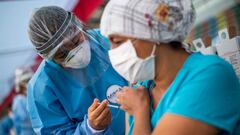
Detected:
[
  {"left": 109, "top": 40, "right": 156, "bottom": 82},
  {"left": 63, "top": 40, "right": 91, "bottom": 69}
]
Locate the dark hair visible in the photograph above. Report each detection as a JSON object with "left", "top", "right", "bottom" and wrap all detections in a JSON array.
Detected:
[{"left": 169, "top": 41, "right": 182, "bottom": 50}]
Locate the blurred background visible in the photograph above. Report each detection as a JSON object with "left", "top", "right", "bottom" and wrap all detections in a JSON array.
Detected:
[{"left": 0, "top": 0, "right": 240, "bottom": 117}]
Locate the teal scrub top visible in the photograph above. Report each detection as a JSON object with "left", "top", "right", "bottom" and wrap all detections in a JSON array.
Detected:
[
  {"left": 12, "top": 95, "right": 35, "bottom": 135},
  {"left": 128, "top": 53, "right": 240, "bottom": 135}
]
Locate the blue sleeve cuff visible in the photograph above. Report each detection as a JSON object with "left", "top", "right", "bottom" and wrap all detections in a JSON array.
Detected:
[{"left": 78, "top": 115, "right": 109, "bottom": 135}]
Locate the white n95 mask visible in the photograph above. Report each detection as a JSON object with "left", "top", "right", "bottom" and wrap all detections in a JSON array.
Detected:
[
  {"left": 63, "top": 40, "right": 91, "bottom": 69},
  {"left": 109, "top": 40, "right": 156, "bottom": 82}
]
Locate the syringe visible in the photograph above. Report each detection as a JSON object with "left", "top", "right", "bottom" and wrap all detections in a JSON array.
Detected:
[{"left": 98, "top": 103, "right": 119, "bottom": 108}]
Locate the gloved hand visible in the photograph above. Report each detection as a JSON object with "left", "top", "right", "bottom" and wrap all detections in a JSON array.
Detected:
[{"left": 88, "top": 99, "right": 112, "bottom": 130}]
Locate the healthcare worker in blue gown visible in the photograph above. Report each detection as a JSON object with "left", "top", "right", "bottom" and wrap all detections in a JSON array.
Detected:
[
  {"left": 27, "top": 6, "right": 127, "bottom": 135},
  {"left": 0, "top": 104, "right": 13, "bottom": 135},
  {"left": 12, "top": 68, "right": 36, "bottom": 135}
]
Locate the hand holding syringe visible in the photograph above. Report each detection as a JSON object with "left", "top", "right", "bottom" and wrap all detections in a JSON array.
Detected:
[{"left": 88, "top": 99, "right": 112, "bottom": 130}]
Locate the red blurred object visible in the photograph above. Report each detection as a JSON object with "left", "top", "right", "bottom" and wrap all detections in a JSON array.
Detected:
[
  {"left": 73, "top": 0, "right": 104, "bottom": 22},
  {"left": 31, "top": 55, "right": 43, "bottom": 72},
  {"left": 0, "top": 89, "right": 15, "bottom": 117}
]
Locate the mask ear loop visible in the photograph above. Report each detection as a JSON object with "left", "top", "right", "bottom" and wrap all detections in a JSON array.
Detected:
[{"left": 151, "top": 44, "right": 157, "bottom": 56}]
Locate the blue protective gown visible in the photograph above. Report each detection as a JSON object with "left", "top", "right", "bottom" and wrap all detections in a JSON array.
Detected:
[
  {"left": 27, "top": 30, "right": 128, "bottom": 135},
  {"left": 12, "top": 95, "right": 36, "bottom": 135},
  {"left": 0, "top": 115, "right": 13, "bottom": 135}
]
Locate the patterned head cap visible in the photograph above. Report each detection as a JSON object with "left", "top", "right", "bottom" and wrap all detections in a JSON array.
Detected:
[{"left": 100, "top": 0, "right": 196, "bottom": 43}]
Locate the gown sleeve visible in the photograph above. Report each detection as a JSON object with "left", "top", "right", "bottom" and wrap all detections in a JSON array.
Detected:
[{"left": 27, "top": 76, "right": 111, "bottom": 135}]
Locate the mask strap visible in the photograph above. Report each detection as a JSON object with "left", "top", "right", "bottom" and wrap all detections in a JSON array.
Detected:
[{"left": 151, "top": 44, "right": 157, "bottom": 56}]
